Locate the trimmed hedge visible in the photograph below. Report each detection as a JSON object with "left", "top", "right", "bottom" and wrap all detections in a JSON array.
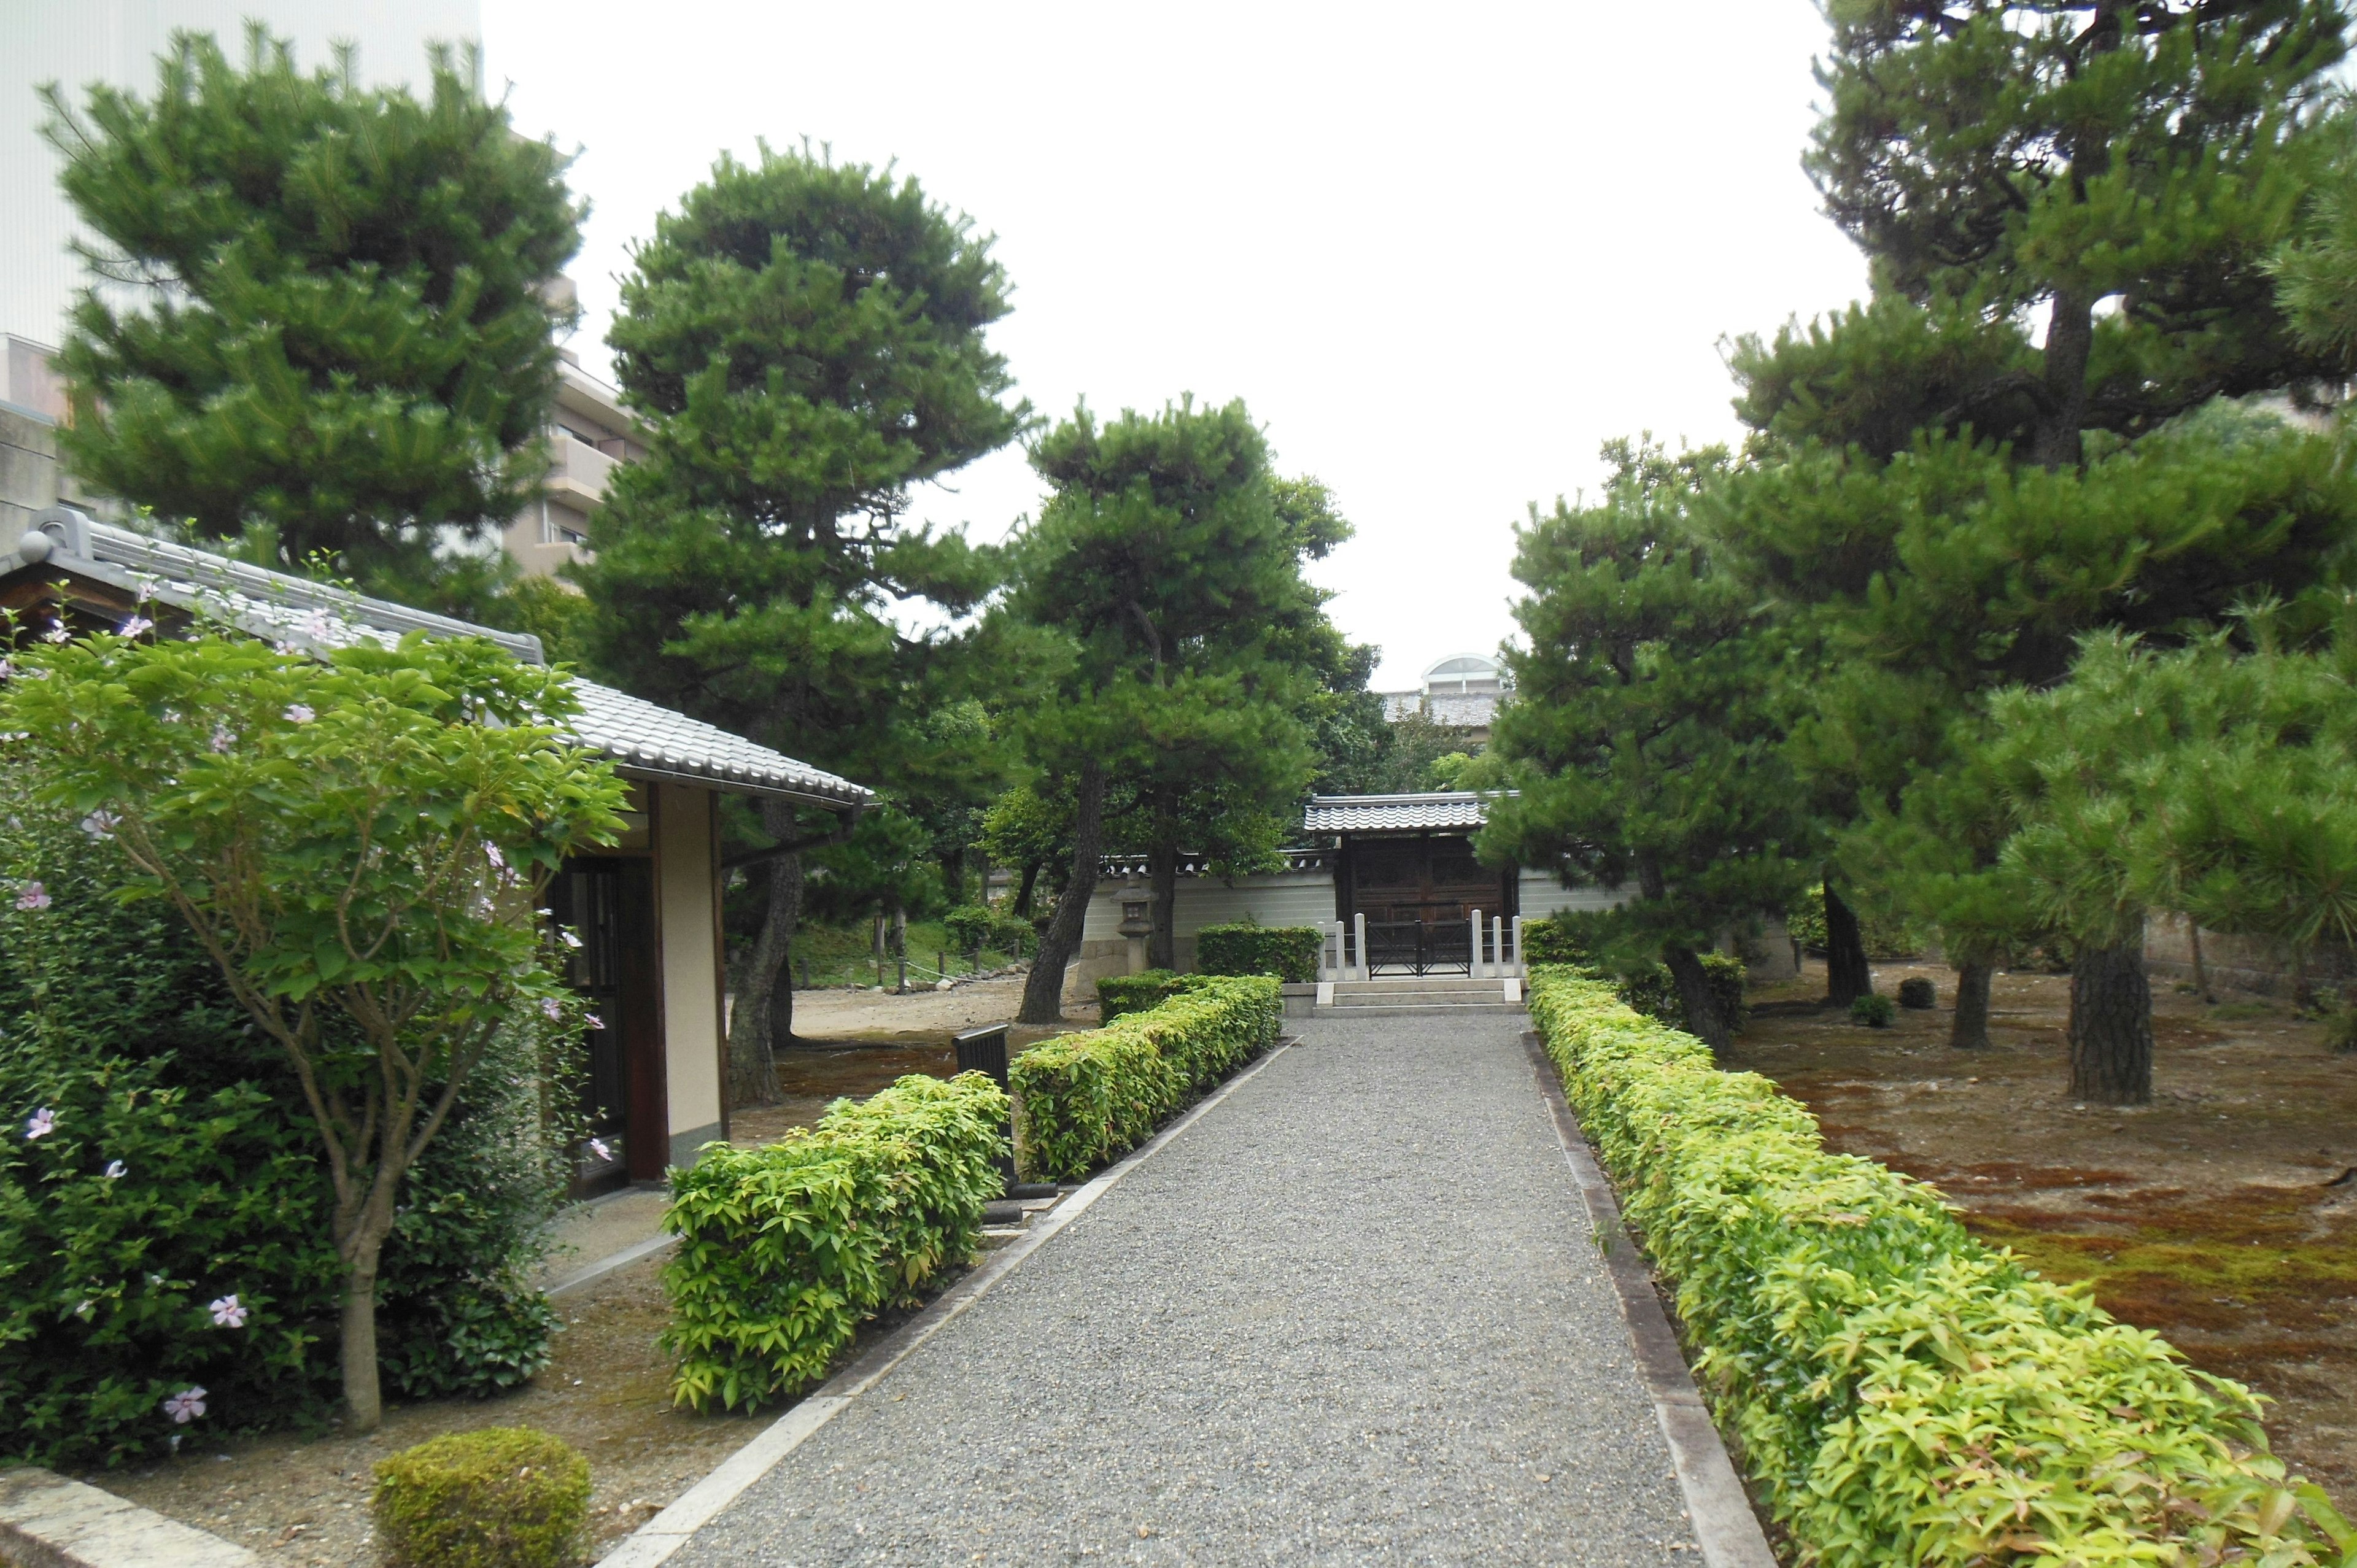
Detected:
[
  {"left": 1013, "top": 976, "right": 1283, "bottom": 1183},
  {"left": 1194, "top": 922, "right": 1322, "bottom": 983},
  {"left": 1097, "top": 969, "right": 1206, "bottom": 1022},
  {"left": 373, "top": 1426, "right": 589, "bottom": 1568},
  {"left": 660, "top": 1072, "right": 1008, "bottom": 1413},
  {"left": 1528, "top": 970, "right": 2353, "bottom": 1567}
]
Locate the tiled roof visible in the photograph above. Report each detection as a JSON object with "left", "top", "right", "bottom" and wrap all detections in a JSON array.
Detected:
[
  {"left": 21, "top": 514, "right": 871, "bottom": 808},
  {"left": 1304, "top": 792, "right": 1499, "bottom": 833},
  {"left": 1379, "top": 690, "right": 1500, "bottom": 727}
]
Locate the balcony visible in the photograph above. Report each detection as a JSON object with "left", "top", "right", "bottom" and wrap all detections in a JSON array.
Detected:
[{"left": 548, "top": 433, "right": 617, "bottom": 504}]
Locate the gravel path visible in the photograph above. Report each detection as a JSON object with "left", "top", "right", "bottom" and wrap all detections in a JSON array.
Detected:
[{"left": 670, "top": 1013, "right": 1701, "bottom": 1566}]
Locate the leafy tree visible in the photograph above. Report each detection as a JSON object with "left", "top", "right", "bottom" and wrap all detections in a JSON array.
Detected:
[
  {"left": 1484, "top": 439, "right": 1813, "bottom": 1051},
  {"left": 42, "top": 27, "right": 582, "bottom": 612},
  {"left": 1002, "top": 399, "right": 1326, "bottom": 1021},
  {"left": 3, "top": 627, "right": 624, "bottom": 1433},
  {"left": 575, "top": 145, "right": 1024, "bottom": 1101}
]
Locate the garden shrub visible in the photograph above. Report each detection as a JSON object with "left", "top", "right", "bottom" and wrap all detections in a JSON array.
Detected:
[
  {"left": 1521, "top": 909, "right": 1606, "bottom": 966},
  {"left": 1786, "top": 883, "right": 1927, "bottom": 959},
  {"left": 1097, "top": 969, "right": 1207, "bottom": 1021},
  {"left": 1614, "top": 952, "right": 1750, "bottom": 1035},
  {"left": 1194, "top": 922, "right": 1322, "bottom": 983},
  {"left": 1528, "top": 969, "right": 2351, "bottom": 1567},
  {"left": 0, "top": 772, "right": 574, "bottom": 1466},
  {"left": 661, "top": 1072, "right": 1008, "bottom": 1412},
  {"left": 1012, "top": 976, "right": 1282, "bottom": 1183},
  {"left": 1897, "top": 976, "right": 1938, "bottom": 1010},
  {"left": 942, "top": 904, "right": 1029, "bottom": 958},
  {"left": 1851, "top": 992, "right": 1897, "bottom": 1027},
  {"left": 373, "top": 1426, "right": 589, "bottom": 1568}
]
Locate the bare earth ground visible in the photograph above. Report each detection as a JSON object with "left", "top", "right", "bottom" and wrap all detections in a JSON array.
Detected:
[
  {"left": 1727, "top": 959, "right": 2357, "bottom": 1505},
  {"left": 87, "top": 977, "right": 1095, "bottom": 1566}
]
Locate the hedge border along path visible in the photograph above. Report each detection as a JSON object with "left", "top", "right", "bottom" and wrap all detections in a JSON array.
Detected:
[
  {"left": 1527, "top": 969, "right": 2357, "bottom": 1568},
  {"left": 1011, "top": 974, "right": 1283, "bottom": 1183},
  {"left": 659, "top": 1072, "right": 1011, "bottom": 1415}
]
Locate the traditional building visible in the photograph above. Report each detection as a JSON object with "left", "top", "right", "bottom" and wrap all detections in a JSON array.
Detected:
[
  {"left": 1070, "top": 791, "right": 1619, "bottom": 992},
  {"left": 2, "top": 505, "right": 870, "bottom": 1191}
]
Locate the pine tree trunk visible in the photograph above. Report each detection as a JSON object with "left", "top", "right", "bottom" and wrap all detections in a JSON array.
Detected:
[
  {"left": 726, "top": 800, "right": 804, "bottom": 1107},
  {"left": 2188, "top": 921, "right": 2213, "bottom": 1003},
  {"left": 2069, "top": 941, "right": 2153, "bottom": 1105},
  {"left": 1013, "top": 859, "right": 1040, "bottom": 917},
  {"left": 1020, "top": 763, "right": 1105, "bottom": 1025},
  {"left": 1664, "top": 943, "right": 1729, "bottom": 1054},
  {"left": 1949, "top": 957, "right": 1993, "bottom": 1049},
  {"left": 2032, "top": 285, "right": 2094, "bottom": 470},
  {"left": 1147, "top": 833, "right": 1178, "bottom": 971},
  {"left": 1824, "top": 881, "right": 1872, "bottom": 1006}
]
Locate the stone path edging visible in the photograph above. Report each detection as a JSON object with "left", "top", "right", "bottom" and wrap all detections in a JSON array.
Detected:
[
  {"left": 0, "top": 1467, "right": 257, "bottom": 1568},
  {"left": 546, "top": 1232, "right": 679, "bottom": 1299},
  {"left": 1521, "top": 1030, "right": 1779, "bottom": 1568},
  {"left": 595, "top": 1037, "right": 1299, "bottom": 1568}
]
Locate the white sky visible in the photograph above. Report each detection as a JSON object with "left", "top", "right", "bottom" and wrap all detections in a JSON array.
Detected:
[{"left": 482, "top": 2, "right": 1869, "bottom": 691}]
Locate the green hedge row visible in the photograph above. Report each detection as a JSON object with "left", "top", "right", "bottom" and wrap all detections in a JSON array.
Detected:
[
  {"left": 1096, "top": 969, "right": 1207, "bottom": 1022},
  {"left": 1528, "top": 970, "right": 2355, "bottom": 1567},
  {"left": 1013, "top": 976, "right": 1282, "bottom": 1183},
  {"left": 1194, "top": 923, "right": 1322, "bottom": 983},
  {"left": 660, "top": 1072, "right": 1008, "bottom": 1413}
]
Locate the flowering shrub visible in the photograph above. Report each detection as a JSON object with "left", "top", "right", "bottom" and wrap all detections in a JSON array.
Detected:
[
  {"left": 661, "top": 1072, "right": 1010, "bottom": 1412},
  {"left": 1528, "top": 969, "right": 2357, "bottom": 1566},
  {"left": 1013, "top": 975, "right": 1282, "bottom": 1182},
  {"left": 0, "top": 769, "right": 582, "bottom": 1465}
]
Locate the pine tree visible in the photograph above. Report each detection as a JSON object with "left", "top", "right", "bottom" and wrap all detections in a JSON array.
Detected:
[
  {"left": 1485, "top": 440, "right": 1813, "bottom": 1052},
  {"left": 43, "top": 26, "right": 581, "bottom": 609},
  {"left": 1715, "top": 0, "right": 2357, "bottom": 1060},
  {"left": 1003, "top": 399, "right": 1329, "bottom": 1023},
  {"left": 574, "top": 145, "right": 1025, "bottom": 1099}
]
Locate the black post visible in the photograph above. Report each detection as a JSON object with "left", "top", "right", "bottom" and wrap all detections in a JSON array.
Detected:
[{"left": 954, "top": 1024, "right": 1018, "bottom": 1192}]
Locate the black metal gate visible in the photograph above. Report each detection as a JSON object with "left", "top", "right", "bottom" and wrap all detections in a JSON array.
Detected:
[{"left": 1364, "top": 913, "right": 1472, "bottom": 976}]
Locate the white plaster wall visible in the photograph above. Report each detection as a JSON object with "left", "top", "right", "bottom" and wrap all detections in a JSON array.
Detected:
[
  {"left": 1517, "top": 871, "right": 1626, "bottom": 919},
  {"left": 655, "top": 783, "right": 723, "bottom": 1165},
  {"left": 1082, "top": 870, "right": 1339, "bottom": 971}
]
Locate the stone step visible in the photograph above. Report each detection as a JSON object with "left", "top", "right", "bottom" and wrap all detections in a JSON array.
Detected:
[{"left": 1332, "top": 991, "right": 1514, "bottom": 1006}]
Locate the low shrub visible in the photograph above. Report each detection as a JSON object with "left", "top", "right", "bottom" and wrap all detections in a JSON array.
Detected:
[
  {"left": 942, "top": 905, "right": 1033, "bottom": 959},
  {"left": 1012, "top": 976, "right": 1282, "bottom": 1183},
  {"left": 1528, "top": 969, "right": 2350, "bottom": 1566},
  {"left": 1097, "top": 969, "right": 1206, "bottom": 1022},
  {"left": 2329, "top": 1008, "right": 2357, "bottom": 1055},
  {"left": 1521, "top": 909, "right": 1607, "bottom": 967},
  {"left": 1897, "top": 976, "right": 1938, "bottom": 1010},
  {"left": 1613, "top": 952, "right": 1750, "bottom": 1035},
  {"left": 1786, "top": 884, "right": 1927, "bottom": 959},
  {"left": 1194, "top": 922, "right": 1322, "bottom": 983},
  {"left": 373, "top": 1426, "right": 589, "bottom": 1568},
  {"left": 661, "top": 1072, "right": 1008, "bottom": 1412},
  {"left": 1851, "top": 992, "right": 1896, "bottom": 1027}
]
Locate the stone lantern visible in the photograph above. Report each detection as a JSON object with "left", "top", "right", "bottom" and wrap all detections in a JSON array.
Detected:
[{"left": 1117, "top": 872, "right": 1153, "bottom": 974}]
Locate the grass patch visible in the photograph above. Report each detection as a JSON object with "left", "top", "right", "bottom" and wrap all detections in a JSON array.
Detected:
[{"left": 787, "top": 918, "right": 1026, "bottom": 989}]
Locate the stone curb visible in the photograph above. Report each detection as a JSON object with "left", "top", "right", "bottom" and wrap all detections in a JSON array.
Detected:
[
  {"left": 0, "top": 1467, "right": 257, "bottom": 1568},
  {"left": 1522, "top": 1031, "right": 1780, "bottom": 1568},
  {"left": 595, "top": 1037, "right": 1300, "bottom": 1567},
  {"left": 545, "top": 1232, "right": 679, "bottom": 1299}
]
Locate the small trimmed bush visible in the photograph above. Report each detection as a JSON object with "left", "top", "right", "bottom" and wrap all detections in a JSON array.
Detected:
[
  {"left": 1614, "top": 952, "right": 1750, "bottom": 1035},
  {"left": 661, "top": 1072, "right": 1008, "bottom": 1412},
  {"left": 2328, "top": 1006, "right": 2357, "bottom": 1055},
  {"left": 1851, "top": 992, "right": 1896, "bottom": 1027},
  {"left": 1194, "top": 922, "right": 1323, "bottom": 983},
  {"left": 373, "top": 1426, "right": 589, "bottom": 1568},
  {"left": 1013, "top": 976, "right": 1282, "bottom": 1183},
  {"left": 943, "top": 905, "right": 1031, "bottom": 958},
  {"left": 1096, "top": 969, "right": 1209, "bottom": 1021},
  {"left": 1528, "top": 970, "right": 2346, "bottom": 1566},
  {"left": 1897, "top": 976, "right": 1937, "bottom": 1010}
]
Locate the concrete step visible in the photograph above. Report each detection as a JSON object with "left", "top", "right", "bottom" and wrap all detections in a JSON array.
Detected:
[
  {"left": 1332, "top": 991, "right": 1514, "bottom": 1007},
  {"left": 1331, "top": 976, "right": 1509, "bottom": 994}
]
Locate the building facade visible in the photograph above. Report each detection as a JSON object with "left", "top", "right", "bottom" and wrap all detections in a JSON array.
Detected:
[{"left": 1377, "top": 652, "right": 1511, "bottom": 739}]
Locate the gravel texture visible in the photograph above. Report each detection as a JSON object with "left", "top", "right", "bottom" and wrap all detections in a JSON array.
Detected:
[{"left": 670, "top": 1013, "right": 1701, "bottom": 1566}]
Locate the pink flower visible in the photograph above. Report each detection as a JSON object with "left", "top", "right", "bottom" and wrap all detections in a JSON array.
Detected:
[
  {"left": 80, "top": 810, "right": 118, "bottom": 839},
  {"left": 283, "top": 704, "right": 315, "bottom": 725},
  {"left": 539, "top": 997, "right": 563, "bottom": 1022},
  {"left": 0, "top": 658, "right": 14, "bottom": 680},
  {"left": 584, "top": 1014, "right": 605, "bottom": 1031},
  {"left": 208, "top": 1295, "right": 248, "bottom": 1329},
  {"left": 41, "top": 624, "right": 68, "bottom": 644},
  {"left": 25, "top": 1107, "right": 54, "bottom": 1140},
  {"left": 209, "top": 725, "right": 234, "bottom": 754},
  {"left": 589, "top": 1138, "right": 612, "bottom": 1162},
  {"left": 103, "top": 1159, "right": 126, "bottom": 1179},
  {"left": 117, "top": 615, "right": 153, "bottom": 637},
  {"left": 484, "top": 843, "right": 506, "bottom": 871},
  {"left": 15, "top": 881, "right": 50, "bottom": 911},
  {"left": 162, "top": 1387, "right": 207, "bottom": 1424},
  {"left": 559, "top": 929, "right": 582, "bottom": 950}
]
